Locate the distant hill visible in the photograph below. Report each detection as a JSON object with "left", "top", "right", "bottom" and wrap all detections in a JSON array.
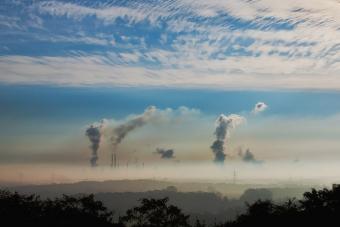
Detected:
[
  {"left": 3, "top": 179, "right": 309, "bottom": 200},
  {"left": 95, "top": 189, "right": 244, "bottom": 224}
]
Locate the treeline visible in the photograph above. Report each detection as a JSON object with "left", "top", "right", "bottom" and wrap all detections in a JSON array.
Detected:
[{"left": 1, "top": 187, "right": 340, "bottom": 226}]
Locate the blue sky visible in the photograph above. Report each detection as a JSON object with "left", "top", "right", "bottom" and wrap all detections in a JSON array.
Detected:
[
  {"left": 0, "top": 0, "right": 339, "bottom": 89},
  {"left": 1, "top": 0, "right": 340, "bottom": 180},
  {"left": 2, "top": 85, "right": 340, "bottom": 122}
]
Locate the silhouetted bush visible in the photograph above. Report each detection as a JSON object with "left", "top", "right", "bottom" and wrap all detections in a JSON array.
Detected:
[
  {"left": 239, "top": 188, "right": 272, "bottom": 203},
  {"left": 219, "top": 186, "right": 340, "bottom": 227},
  {"left": 0, "top": 190, "right": 117, "bottom": 226},
  {"left": 120, "top": 197, "right": 190, "bottom": 227},
  {"left": 3, "top": 186, "right": 340, "bottom": 227}
]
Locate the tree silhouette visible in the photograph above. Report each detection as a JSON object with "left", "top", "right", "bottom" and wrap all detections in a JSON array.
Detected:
[
  {"left": 120, "top": 197, "right": 190, "bottom": 227},
  {"left": 219, "top": 186, "right": 340, "bottom": 227},
  {"left": 4, "top": 186, "right": 340, "bottom": 227},
  {"left": 0, "top": 190, "right": 118, "bottom": 226}
]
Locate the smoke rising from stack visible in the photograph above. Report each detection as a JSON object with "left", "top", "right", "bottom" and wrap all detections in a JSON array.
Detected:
[
  {"left": 111, "top": 106, "right": 156, "bottom": 147},
  {"left": 210, "top": 102, "right": 268, "bottom": 164},
  {"left": 155, "top": 148, "right": 175, "bottom": 159},
  {"left": 85, "top": 120, "right": 106, "bottom": 167},
  {"left": 110, "top": 106, "right": 157, "bottom": 166},
  {"left": 211, "top": 114, "right": 245, "bottom": 163}
]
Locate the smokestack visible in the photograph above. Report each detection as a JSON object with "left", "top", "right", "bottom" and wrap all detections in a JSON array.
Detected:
[
  {"left": 210, "top": 114, "right": 245, "bottom": 164},
  {"left": 110, "top": 106, "right": 156, "bottom": 166},
  {"left": 114, "top": 153, "right": 117, "bottom": 168},
  {"left": 110, "top": 152, "right": 118, "bottom": 168}
]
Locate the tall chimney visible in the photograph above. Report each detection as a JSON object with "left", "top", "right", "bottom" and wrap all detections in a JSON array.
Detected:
[{"left": 114, "top": 153, "right": 117, "bottom": 168}]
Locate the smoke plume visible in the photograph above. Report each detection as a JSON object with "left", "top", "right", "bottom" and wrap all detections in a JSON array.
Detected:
[
  {"left": 252, "top": 102, "right": 268, "bottom": 114},
  {"left": 239, "top": 148, "right": 263, "bottom": 164},
  {"left": 211, "top": 114, "right": 245, "bottom": 163},
  {"left": 85, "top": 120, "right": 106, "bottom": 167},
  {"left": 85, "top": 105, "right": 201, "bottom": 167},
  {"left": 155, "top": 148, "right": 175, "bottom": 159},
  {"left": 111, "top": 106, "right": 156, "bottom": 158}
]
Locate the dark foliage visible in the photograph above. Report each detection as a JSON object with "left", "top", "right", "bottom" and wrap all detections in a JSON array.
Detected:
[
  {"left": 0, "top": 190, "right": 118, "bottom": 226},
  {"left": 219, "top": 186, "right": 340, "bottom": 227},
  {"left": 3, "top": 186, "right": 340, "bottom": 227},
  {"left": 120, "top": 197, "right": 191, "bottom": 227}
]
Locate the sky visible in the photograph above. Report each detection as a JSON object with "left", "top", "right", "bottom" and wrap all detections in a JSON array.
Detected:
[{"left": 1, "top": 0, "right": 340, "bottom": 184}]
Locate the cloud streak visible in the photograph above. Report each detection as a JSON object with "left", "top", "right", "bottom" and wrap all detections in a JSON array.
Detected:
[
  {"left": 0, "top": 0, "right": 339, "bottom": 90},
  {"left": 2, "top": 55, "right": 340, "bottom": 90}
]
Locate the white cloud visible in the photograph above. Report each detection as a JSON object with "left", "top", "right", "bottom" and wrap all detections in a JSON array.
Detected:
[
  {"left": 1, "top": 54, "right": 340, "bottom": 90},
  {"left": 1, "top": 0, "right": 340, "bottom": 89},
  {"left": 0, "top": 15, "right": 22, "bottom": 29},
  {"left": 36, "top": 1, "right": 169, "bottom": 25}
]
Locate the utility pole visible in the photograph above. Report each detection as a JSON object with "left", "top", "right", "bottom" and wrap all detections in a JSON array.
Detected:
[
  {"left": 114, "top": 153, "right": 117, "bottom": 168},
  {"left": 111, "top": 152, "right": 113, "bottom": 168}
]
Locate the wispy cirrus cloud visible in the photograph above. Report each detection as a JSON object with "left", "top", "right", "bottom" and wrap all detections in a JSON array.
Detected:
[
  {"left": 2, "top": 54, "right": 340, "bottom": 90},
  {"left": 36, "top": 1, "right": 168, "bottom": 25},
  {"left": 0, "top": 0, "right": 339, "bottom": 90}
]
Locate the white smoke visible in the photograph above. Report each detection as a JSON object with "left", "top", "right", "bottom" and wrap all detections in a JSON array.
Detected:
[
  {"left": 211, "top": 101, "right": 269, "bottom": 164},
  {"left": 85, "top": 106, "right": 201, "bottom": 166},
  {"left": 252, "top": 102, "right": 268, "bottom": 115},
  {"left": 111, "top": 106, "right": 156, "bottom": 149},
  {"left": 109, "top": 106, "right": 157, "bottom": 166}
]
